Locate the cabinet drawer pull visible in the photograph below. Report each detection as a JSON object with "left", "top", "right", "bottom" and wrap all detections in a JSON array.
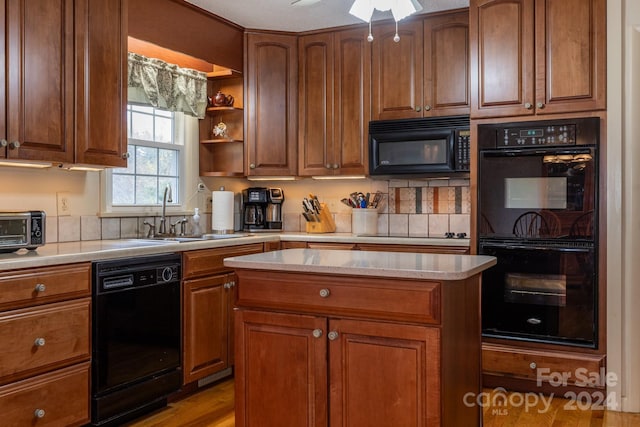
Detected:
[
  {"left": 121, "top": 152, "right": 131, "bottom": 159},
  {"left": 332, "top": 164, "right": 339, "bottom": 169},
  {"left": 34, "top": 283, "right": 46, "bottom": 292},
  {"left": 249, "top": 163, "right": 256, "bottom": 169},
  {"left": 34, "top": 409, "right": 46, "bottom": 419},
  {"left": 529, "top": 362, "right": 537, "bottom": 370},
  {"left": 415, "top": 106, "right": 421, "bottom": 112},
  {"left": 326, "top": 163, "right": 331, "bottom": 169},
  {"left": 34, "top": 337, "right": 46, "bottom": 347},
  {"left": 524, "top": 102, "right": 533, "bottom": 110},
  {"left": 9, "top": 140, "right": 20, "bottom": 149},
  {"left": 328, "top": 331, "right": 339, "bottom": 341},
  {"left": 223, "top": 282, "right": 232, "bottom": 289},
  {"left": 312, "top": 329, "right": 323, "bottom": 338},
  {"left": 319, "top": 288, "right": 331, "bottom": 298},
  {"left": 536, "top": 102, "right": 545, "bottom": 109},
  {"left": 0, "top": 139, "right": 6, "bottom": 147},
  {"left": 424, "top": 105, "right": 432, "bottom": 111}
]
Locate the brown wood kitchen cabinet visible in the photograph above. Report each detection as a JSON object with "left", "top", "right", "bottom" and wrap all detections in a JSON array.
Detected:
[
  {"left": 2, "top": 0, "right": 127, "bottom": 167},
  {"left": 298, "top": 27, "right": 370, "bottom": 176},
  {"left": 181, "top": 243, "right": 263, "bottom": 385},
  {"left": 470, "top": 0, "right": 605, "bottom": 118},
  {"left": 234, "top": 268, "right": 481, "bottom": 426},
  {"left": 371, "top": 10, "right": 470, "bottom": 121},
  {"left": 245, "top": 31, "right": 298, "bottom": 176},
  {"left": 0, "top": 262, "right": 91, "bottom": 426}
]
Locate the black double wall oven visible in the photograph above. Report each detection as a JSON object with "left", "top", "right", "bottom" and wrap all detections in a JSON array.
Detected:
[{"left": 477, "top": 117, "right": 600, "bottom": 348}]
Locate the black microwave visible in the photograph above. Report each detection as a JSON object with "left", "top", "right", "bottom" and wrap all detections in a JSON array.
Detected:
[{"left": 368, "top": 115, "right": 470, "bottom": 176}]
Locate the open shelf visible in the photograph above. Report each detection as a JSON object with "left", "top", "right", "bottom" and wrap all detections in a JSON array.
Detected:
[
  {"left": 199, "top": 74, "right": 244, "bottom": 177},
  {"left": 201, "top": 138, "right": 243, "bottom": 144},
  {"left": 207, "top": 106, "right": 243, "bottom": 112}
]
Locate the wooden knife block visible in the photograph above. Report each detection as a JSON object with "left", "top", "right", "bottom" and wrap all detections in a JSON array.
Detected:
[{"left": 306, "top": 203, "right": 336, "bottom": 233}]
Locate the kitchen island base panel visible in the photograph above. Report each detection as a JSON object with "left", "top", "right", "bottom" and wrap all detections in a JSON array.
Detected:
[{"left": 233, "top": 261, "right": 486, "bottom": 426}]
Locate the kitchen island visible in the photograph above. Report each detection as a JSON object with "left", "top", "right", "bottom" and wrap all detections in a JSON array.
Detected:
[{"left": 224, "top": 249, "right": 496, "bottom": 427}]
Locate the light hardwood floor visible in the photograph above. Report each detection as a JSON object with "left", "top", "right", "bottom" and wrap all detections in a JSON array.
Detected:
[{"left": 125, "top": 378, "right": 640, "bottom": 427}]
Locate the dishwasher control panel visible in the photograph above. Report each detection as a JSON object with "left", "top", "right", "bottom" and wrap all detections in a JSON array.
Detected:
[{"left": 94, "top": 253, "right": 181, "bottom": 293}]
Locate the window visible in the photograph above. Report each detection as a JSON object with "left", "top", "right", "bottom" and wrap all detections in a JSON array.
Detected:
[{"left": 109, "top": 105, "right": 183, "bottom": 207}]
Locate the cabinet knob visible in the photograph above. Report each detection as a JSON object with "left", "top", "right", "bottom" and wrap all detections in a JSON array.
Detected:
[
  {"left": 34, "top": 409, "right": 46, "bottom": 419},
  {"left": 319, "top": 288, "right": 331, "bottom": 298},
  {"left": 529, "top": 362, "right": 537, "bottom": 370},
  {"left": 9, "top": 140, "right": 20, "bottom": 149},
  {"left": 326, "top": 164, "right": 332, "bottom": 169},
  {"left": 312, "top": 329, "right": 323, "bottom": 338},
  {"left": 536, "top": 102, "right": 545, "bottom": 109},
  {"left": 524, "top": 102, "right": 533, "bottom": 110},
  {"left": 34, "top": 337, "right": 46, "bottom": 347},
  {"left": 328, "top": 331, "right": 339, "bottom": 341},
  {"left": 224, "top": 282, "right": 232, "bottom": 289},
  {"left": 424, "top": 105, "right": 432, "bottom": 111},
  {"left": 415, "top": 107, "right": 421, "bottom": 112},
  {"left": 249, "top": 163, "right": 256, "bottom": 169},
  {"left": 34, "top": 283, "right": 46, "bottom": 293},
  {"left": 0, "top": 139, "right": 6, "bottom": 147},
  {"left": 121, "top": 152, "right": 130, "bottom": 159},
  {"left": 332, "top": 164, "right": 339, "bottom": 169}
]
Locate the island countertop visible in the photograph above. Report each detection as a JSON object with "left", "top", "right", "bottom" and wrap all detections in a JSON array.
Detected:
[{"left": 224, "top": 248, "right": 496, "bottom": 280}]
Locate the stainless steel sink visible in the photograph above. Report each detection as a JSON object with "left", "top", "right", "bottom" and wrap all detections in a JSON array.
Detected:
[{"left": 144, "top": 233, "right": 250, "bottom": 243}]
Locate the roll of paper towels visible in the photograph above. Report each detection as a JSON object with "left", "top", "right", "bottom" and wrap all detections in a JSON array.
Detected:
[{"left": 211, "top": 190, "right": 234, "bottom": 233}]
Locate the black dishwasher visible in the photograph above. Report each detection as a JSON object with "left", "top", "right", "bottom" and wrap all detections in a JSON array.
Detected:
[{"left": 91, "top": 253, "right": 182, "bottom": 426}]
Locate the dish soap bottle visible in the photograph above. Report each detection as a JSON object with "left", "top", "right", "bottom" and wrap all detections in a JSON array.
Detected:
[{"left": 192, "top": 208, "right": 202, "bottom": 236}]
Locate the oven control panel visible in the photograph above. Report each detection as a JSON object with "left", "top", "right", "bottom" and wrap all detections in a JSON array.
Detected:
[{"left": 501, "top": 124, "right": 576, "bottom": 147}]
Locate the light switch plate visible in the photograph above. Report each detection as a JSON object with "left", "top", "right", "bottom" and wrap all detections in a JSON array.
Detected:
[{"left": 57, "top": 192, "right": 71, "bottom": 216}]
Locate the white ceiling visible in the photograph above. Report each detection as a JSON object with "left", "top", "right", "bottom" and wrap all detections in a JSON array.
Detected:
[{"left": 185, "top": 0, "right": 469, "bottom": 32}]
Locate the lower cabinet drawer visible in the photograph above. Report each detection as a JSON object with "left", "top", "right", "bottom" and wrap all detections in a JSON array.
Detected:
[
  {"left": 0, "top": 362, "right": 90, "bottom": 427},
  {"left": 236, "top": 270, "right": 441, "bottom": 324},
  {"left": 483, "top": 344, "right": 605, "bottom": 386},
  {"left": 0, "top": 299, "right": 90, "bottom": 384}
]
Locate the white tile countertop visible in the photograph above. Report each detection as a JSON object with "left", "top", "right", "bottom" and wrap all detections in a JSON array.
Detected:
[
  {"left": 224, "top": 248, "right": 496, "bottom": 280},
  {"left": 0, "top": 232, "right": 470, "bottom": 271}
]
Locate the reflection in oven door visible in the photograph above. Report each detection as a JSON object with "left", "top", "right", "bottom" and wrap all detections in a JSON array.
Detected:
[
  {"left": 480, "top": 242, "right": 596, "bottom": 347},
  {"left": 505, "top": 273, "right": 566, "bottom": 306}
]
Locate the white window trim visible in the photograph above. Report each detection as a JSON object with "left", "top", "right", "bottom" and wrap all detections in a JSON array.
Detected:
[{"left": 100, "top": 112, "right": 201, "bottom": 217}]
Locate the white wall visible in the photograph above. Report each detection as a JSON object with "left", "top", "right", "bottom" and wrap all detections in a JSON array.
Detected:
[
  {"left": 0, "top": 167, "right": 100, "bottom": 215},
  {"left": 607, "top": 0, "right": 640, "bottom": 413}
]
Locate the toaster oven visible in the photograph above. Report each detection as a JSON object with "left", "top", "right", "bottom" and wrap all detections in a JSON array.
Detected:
[{"left": 0, "top": 211, "right": 46, "bottom": 253}]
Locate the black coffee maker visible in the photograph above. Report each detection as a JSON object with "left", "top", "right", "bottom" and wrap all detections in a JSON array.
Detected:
[{"left": 242, "top": 187, "right": 284, "bottom": 231}]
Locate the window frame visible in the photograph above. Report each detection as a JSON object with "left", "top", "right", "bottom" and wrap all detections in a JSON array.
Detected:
[{"left": 101, "top": 105, "right": 199, "bottom": 216}]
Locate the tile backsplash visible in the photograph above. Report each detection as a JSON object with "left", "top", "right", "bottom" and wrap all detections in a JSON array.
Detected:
[{"left": 44, "top": 179, "right": 470, "bottom": 243}]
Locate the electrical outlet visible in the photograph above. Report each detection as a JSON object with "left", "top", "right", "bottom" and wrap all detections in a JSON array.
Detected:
[{"left": 57, "top": 192, "right": 71, "bottom": 216}]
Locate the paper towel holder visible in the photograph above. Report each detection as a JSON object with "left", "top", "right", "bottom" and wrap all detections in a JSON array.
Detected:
[{"left": 211, "top": 187, "right": 235, "bottom": 234}]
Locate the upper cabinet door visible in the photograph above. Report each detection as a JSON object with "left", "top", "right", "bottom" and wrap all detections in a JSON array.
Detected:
[
  {"left": 5, "top": 0, "right": 75, "bottom": 163},
  {"left": 298, "top": 32, "right": 334, "bottom": 176},
  {"left": 1, "top": 0, "right": 6, "bottom": 158},
  {"left": 423, "top": 11, "right": 470, "bottom": 117},
  {"left": 245, "top": 32, "right": 298, "bottom": 176},
  {"left": 471, "top": 0, "right": 605, "bottom": 119},
  {"left": 372, "top": 20, "right": 423, "bottom": 120},
  {"left": 333, "top": 28, "right": 370, "bottom": 176},
  {"left": 535, "top": 0, "right": 606, "bottom": 114},
  {"left": 74, "top": 0, "right": 127, "bottom": 167},
  {"left": 470, "top": 0, "right": 535, "bottom": 118}
]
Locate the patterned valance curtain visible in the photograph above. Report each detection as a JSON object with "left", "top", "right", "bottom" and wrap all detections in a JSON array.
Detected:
[{"left": 127, "top": 52, "right": 208, "bottom": 119}]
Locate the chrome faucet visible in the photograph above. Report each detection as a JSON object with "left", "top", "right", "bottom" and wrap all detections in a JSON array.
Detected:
[{"left": 158, "top": 184, "right": 172, "bottom": 235}]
